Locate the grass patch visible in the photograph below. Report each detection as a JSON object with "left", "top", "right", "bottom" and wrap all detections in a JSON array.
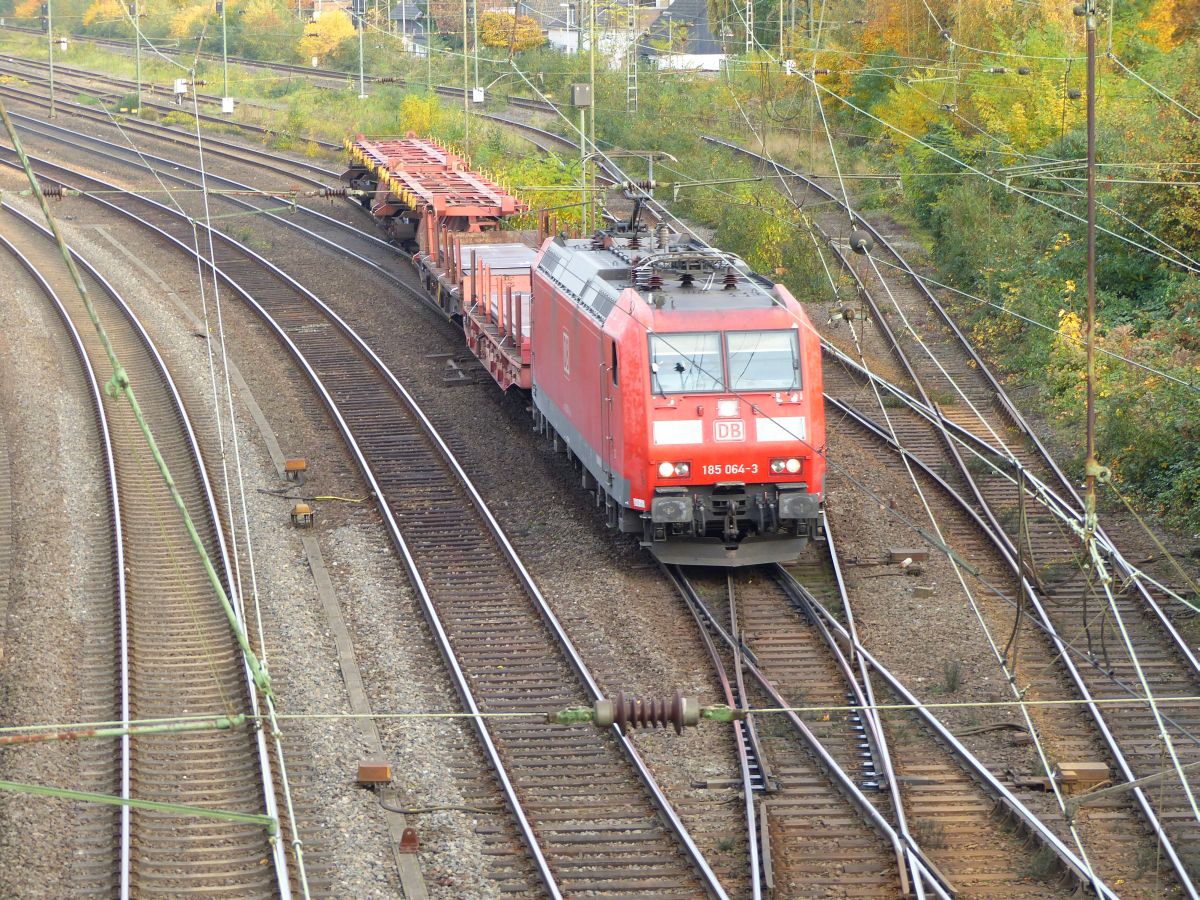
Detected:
[{"left": 940, "top": 659, "right": 962, "bottom": 693}]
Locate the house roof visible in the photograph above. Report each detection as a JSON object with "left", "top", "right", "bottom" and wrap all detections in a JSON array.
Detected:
[
  {"left": 645, "top": 0, "right": 725, "bottom": 56},
  {"left": 389, "top": 1, "right": 424, "bottom": 22}
]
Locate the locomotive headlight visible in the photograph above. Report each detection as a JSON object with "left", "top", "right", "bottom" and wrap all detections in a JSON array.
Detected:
[
  {"left": 770, "top": 459, "right": 786, "bottom": 474},
  {"left": 785, "top": 457, "right": 802, "bottom": 474},
  {"left": 657, "top": 461, "right": 691, "bottom": 478},
  {"left": 771, "top": 457, "right": 803, "bottom": 475},
  {"left": 716, "top": 399, "right": 739, "bottom": 418}
]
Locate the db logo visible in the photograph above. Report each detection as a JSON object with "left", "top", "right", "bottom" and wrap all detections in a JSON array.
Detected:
[{"left": 714, "top": 420, "right": 746, "bottom": 442}]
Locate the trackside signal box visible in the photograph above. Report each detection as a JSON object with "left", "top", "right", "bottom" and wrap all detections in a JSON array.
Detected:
[{"left": 571, "top": 83, "right": 593, "bottom": 107}]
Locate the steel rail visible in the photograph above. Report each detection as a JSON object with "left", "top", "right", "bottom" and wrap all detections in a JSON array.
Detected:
[
  {"left": 0, "top": 72, "right": 338, "bottom": 181},
  {"left": 778, "top": 527, "right": 1122, "bottom": 900},
  {"left": 828, "top": 384, "right": 1200, "bottom": 746},
  {"left": 5, "top": 110, "right": 503, "bottom": 336},
  {"left": 0, "top": 51, "right": 343, "bottom": 150},
  {"left": 807, "top": 234, "right": 1200, "bottom": 888},
  {"left": 0, "top": 28, "right": 557, "bottom": 114},
  {"left": 670, "top": 567, "right": 763, "bottom": 899},
  {"left": 822, "top": 383, "right": 1198, "bottom": 894},
  {"left": 0, "top": 201, "right": 293, "bottom": 897},
  {"left": 768, "top": 560, "right": 942, "bottom": 897},
  {"left": 701, "top": 135, "right": 1200, "bottom": 891},
  {"left": 3, "top": 151, "right": 727, "bottom": 897},
  {"left": 665, "top": 565, "right": 953, "bottom": 899},
  {"left": 0, "top": 226, "right": 133, "bottom": 896},
  {"left": 703, "top": 135, "right": 1200, "bottom": 685}
]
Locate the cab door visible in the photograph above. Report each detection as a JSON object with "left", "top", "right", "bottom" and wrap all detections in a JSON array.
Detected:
[{"left": 601, "top": 336, "right": 619, "bottom": 487}]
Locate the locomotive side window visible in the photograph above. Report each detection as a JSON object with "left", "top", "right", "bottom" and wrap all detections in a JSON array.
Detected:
[
  {"left": 650, "top": 333, "right": 723, "bottom": 393},
  {"left": 726, "top": 330, "right": 801, "bottom": 391}
]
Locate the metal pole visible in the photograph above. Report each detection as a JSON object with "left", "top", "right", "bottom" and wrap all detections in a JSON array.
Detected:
[
  {"left": 579, "top": 106, "right": 586, "bottom": 233},
  {"left": 462, "top": 0, "right": 469, "bottom": 154},
  {"left": 221, "top": 0, "right": 229, "bottom": 101},
  {"left": 1084, "top": 0, "right": 1098, "bottom": 531},
  {"left": 472, "top": 0, "right": 479, "bottom": 88},
  {"left": 358, "top": 3, "right": 367, "bottom": 99},
  {"left": 133, "top": 0, "right": 141, "bottom": 114},
  {"left": 46, "top": 0, "right": 55, "bottom": 119},
  {"left": 588, "top": 0, "right": 595, "bottom": 230}
]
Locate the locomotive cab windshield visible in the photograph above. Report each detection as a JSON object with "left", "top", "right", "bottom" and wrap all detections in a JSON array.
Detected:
[{"left": 649, "top": 330, "right": 801, "bottom": 394}]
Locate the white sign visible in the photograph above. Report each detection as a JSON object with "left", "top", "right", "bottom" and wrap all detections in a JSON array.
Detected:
[{"left": 714, "top": 420, "right": 746, "bottom": 442}]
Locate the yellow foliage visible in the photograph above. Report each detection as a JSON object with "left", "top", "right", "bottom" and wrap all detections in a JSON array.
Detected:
[
  {"left": 969, "top": 72, "right": 1082, "bottom": 153},
  {"left": 241, "top": 0, "right": 284, "bottom": 32},
  {"left": 299, "top": 8, "right": 356, "bottom": 61},
  {"left": 170, "top": 3, "right": 212, "bottom": 37},
  {"left": 14, "top": 0, "right": 40, "bottom": 19},
  {"left": 478, "top": 11, "right": 545, "bottom": 52},
  {"left": 399, "top": 93, "right": 441, "bottom": 134},
  {"left": 871, "top": 75, "right": 941, "bottom": 144},
  {"left": 1140, "top": 0, "right": 1200, "bottom": 51},
  {"left": 1058, "top": 309, "right": 1083, "bottom": 343},
  {"left": 82, "top": 0, "right": 125, "bottom": 26}
]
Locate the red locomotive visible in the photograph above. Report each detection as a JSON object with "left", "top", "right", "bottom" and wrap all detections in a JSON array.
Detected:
[{"left": 343, "top": 134, "right": 825, "bottom": 566}]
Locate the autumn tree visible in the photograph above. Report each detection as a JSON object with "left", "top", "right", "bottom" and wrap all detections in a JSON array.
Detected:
[
  {"left": 298, "top": 7, "right": 355, "bottom": 61},
  {"left": 235, "top": 0, "right": 300, "bottom": 59},
  {"left": 170, "top": 2, "right": 212, "bottom": 37},
  {"left": 1140, "top": 0, "right": 1200, "bottom": 50},
  {"left": 478, "top": 10, "right": 544, "bottom": 52},
  {"left": 81, "top": 0, "right": 125, "bottom": 28}
]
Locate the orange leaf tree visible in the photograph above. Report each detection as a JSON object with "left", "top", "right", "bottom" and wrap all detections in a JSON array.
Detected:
[
  {"left": 478, "top": 10, "right": 545, "bottom": 52},
  {"left": 298, "top": 7, "right": 356, "bottom": 61}
]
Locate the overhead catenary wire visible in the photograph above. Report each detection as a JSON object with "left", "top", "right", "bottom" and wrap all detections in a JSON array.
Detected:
[
  {"left": 791, "top": 55, "right": 1104, "bottom": 885},
  {"left": 28, "top": 1, "right": 1200, "bottom": 854},
  {"left": 11, "top": 690, "right": 1200, "bottom": 737},
  {"left": 183, "top": 64, "right": 313, "bottom": 898}
]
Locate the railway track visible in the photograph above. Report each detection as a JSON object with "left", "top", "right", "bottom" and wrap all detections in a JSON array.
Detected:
[
  {"left": 0, "top": 51, "right": 576, "bottom": 165},
  {"left": 672, "top": 565, "right": 912, "bottom": 898},
  {"left": 0, "top": 54, "right": 344, "bottom": 149},
  {"left": 0, "top": 26, "right": 556, "bottom": 113},
  {"left": 0, "top": 147, "right": 728, "bottom": 896},
  {"left": 0, "top": 71, "right": 340, "bottom": 174},
  {"left": 708, "top": 137, "right": 1200, "bottom": 891},
  {"left": 0, "top": 200, "right": 298, "bottom": 896},
  {"left": 670, "top": 548, "right": 1113, "bottom": 898},
  {"left": 7, "top": 63, "right": 1180, "bottom": 897}
]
